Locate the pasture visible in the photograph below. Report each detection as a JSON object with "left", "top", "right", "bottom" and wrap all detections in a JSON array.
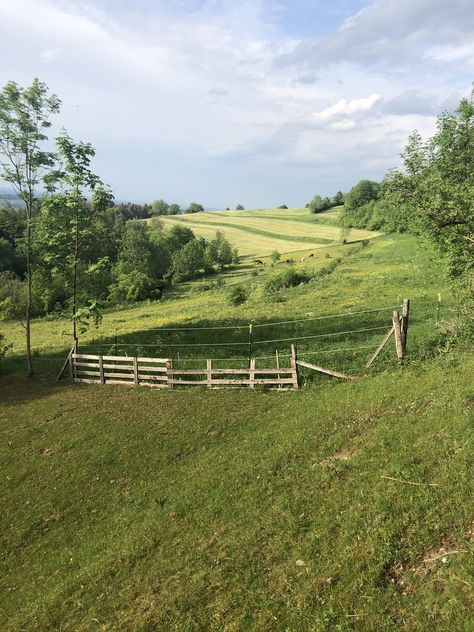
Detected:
[{"left": 151, "top": 207, "right": 380, "bottom": 257}]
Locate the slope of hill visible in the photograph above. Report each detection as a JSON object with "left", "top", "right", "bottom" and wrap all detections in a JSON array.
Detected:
[
  {"left": 1, "top": 350, "right": 473, "bottom": 631},
  {"left": 151, "top": 207, "right": 380, "bottom": 257}
]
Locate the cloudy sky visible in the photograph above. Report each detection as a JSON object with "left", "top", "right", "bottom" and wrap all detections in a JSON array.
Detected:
[{"left": 0, "top": 0, "right": 472, "bottom": 207}]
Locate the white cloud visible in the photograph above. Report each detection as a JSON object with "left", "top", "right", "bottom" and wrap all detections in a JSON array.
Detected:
[
  {"left": 314, "top": 93, "right": 381, "bottom": 121},
  {"left": 330, "top": 119, "right": 356, "bottom": 130}
]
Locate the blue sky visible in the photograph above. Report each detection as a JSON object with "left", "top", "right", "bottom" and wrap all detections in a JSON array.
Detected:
[{"left": 0, "top": 0, "right": 472, "bottom": 207}]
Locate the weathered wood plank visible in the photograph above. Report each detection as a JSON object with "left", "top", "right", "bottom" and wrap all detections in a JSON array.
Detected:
[
  {"left": 57, "top": 347, "right": 74, "bottom": 381},
  {"left": 296, "top": 360, "right": 357, "bottom": 381},
  {"left": 98, "top": 355, "right": 105, "bottom": 384},
  {"left": 133, "top": 357, "right": 139, "bottom": 386},
  {"left": 249, "top": 358, "right": 255, "bottom": 388},
  {"left": 135, "top": 365, "right": 168, "bottom": 373},
  {"left": 103, "top": 371, "right": 135, "bottom": 379},
  {"left": 167, "top": 368, "right": 292, "bottom": 376},
  {"left": 207, "top": 359, "right": 212, "bottom": 387},
  {"left": 401, "top": 298, "right": 410, "bottom": 352},
  {"left": 137, "top": 374, "right": 167, "bottom": 381},
  {"left": 74, "top": 369, "right": 102, "bottom": 377},
  {"left": 74, "top": 377, "right": 101, "bottom": 384},
  {"left": 365, "top": 326, "right": 394, "bottom": 368},
  {"left": 291, "top": 344, "right": 299, "bottom": 389},
  {"left": 393, "top": 310, "right": 403, "bottom": 359}
]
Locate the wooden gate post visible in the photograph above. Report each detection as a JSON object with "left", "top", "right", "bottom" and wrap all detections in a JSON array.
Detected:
[
  {"left": 392, "top": 311, "right": 403, "bottom": 360},
  {"left": 68, "top": 351, "right": 74, "bottom": 383},
  {"left": 207, "top": 359, "right": 212, "bottom": 388},
  {"left": 401, "top": 298, "right": 410, "bottom": 352},
  {"left": 99, "top": 355, "right": 105, "bottom": 384},
  {"left": 249, "top": 358, "right": 255, "bottom": 388},
  {"left": 133, "top": 357, "right": 139, "bottom": 386},
  {"left": 166, "top": 358, "right": 173, "bottom": 388},
  {"left": 291, "top": 344, "right": 299, "bottom": 389}
]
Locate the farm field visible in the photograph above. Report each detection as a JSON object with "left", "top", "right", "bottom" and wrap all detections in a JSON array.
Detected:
[
  {"left": 1, "top": 212, "right": 472, "bottom": 631},
  {"left": 151, "top": 207, "right": 380, "bottom": 257},
  {"left": 1, "top": 233, "right": 452, "bottom": 377}
]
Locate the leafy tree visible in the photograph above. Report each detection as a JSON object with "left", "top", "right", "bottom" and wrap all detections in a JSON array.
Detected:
[
  {"left": 171, "top": 238, "right": 206, "bottom": 282},
  {"left": 277, "top": 204, "right": 288, "bottom": 209},
  {"left": 331, "top": 191, "right": 344, "bottom": 206},
  {"left": 236, "top": 204, "right": 245, "bottom": 210},
  {"left": 205, "top": 231, "right": 233, "bottom": 269},
  {"left": 386, "top": 93, "right": 474, "bottom": 322},
  {"left": 270, "top": 250, "right": 281, "bottom": 264},
  {"left": 165, "top": 224, "right": 195, "bottom": 253},
  {"left": 0, "top": 78, "right": 60, "bottom": 375},
  {"left": 186, "top": 202, "right": 204, "bottom": 213},
  {"left": 168, "top": 203, "right": 180, "bottom": 215},
  {"left": 339, "top": 180, "right": 381, "bottom": 228},
  {"left": 152, "top": 199, "right": 169, "bottom": 215},
  {"left": 309, "top": 195, "right": 331, "bottom": 213},
  {"left": 46, "top": 131, "right": 105, "bottom": 341}
]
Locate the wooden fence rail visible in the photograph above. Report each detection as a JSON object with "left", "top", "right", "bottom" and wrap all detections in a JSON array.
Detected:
[{"left": 70, "top": 353, "right": 298, "bottom": 389}]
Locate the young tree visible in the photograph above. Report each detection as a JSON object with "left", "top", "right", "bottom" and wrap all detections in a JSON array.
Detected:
[
  {"left": 270, "top": 250, "right": 281, "bottom": 264},
  {"left": 46, "top": 131, "right": 107, "bottom": 342},
  {"left": 168, "top": 203, "right": 181, "bottom": 215},
  {"left": 236, "top": 204, "right": 245, "bottom": 210},
  {"left": 0, "top": 79, "right": 60, "bottom": 375}
]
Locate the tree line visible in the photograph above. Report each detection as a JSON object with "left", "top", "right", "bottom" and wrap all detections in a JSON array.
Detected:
[
  {"left": 338, "top": 91, "right": 473, "bottom": 330},
  {"left": 0, "top": 79, "right": 237, "bottom": 374}
]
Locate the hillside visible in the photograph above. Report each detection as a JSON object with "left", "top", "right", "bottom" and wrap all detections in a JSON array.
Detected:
[
  {"left": 151, "top": 207, "right": 380, "bottom": 257},
  {"left": 1, "top": 351, "right": 473, "bottom": 631}
]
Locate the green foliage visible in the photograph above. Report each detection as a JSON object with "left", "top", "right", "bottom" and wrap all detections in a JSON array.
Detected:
[
  {"left": 171, "top": 238, "right": 206, "bottom": 282},
  {"left": 152, "top": 199, "right": 169, "bottom": 215},
  {"left": 186, "top": 202, "right": 204, "bottom": 213},
  {"left": 308, "top": 194, "right": 331, "bottom": 213},
  {"left": 270, "top": 249, "right": 281, "bottom": 264},
  {"left": 264, "top": 268, "right": 311, "bottom": 294},
  {"left": 277, "top": 204, "right": 288, "bottom": 209},
  {"left": 228, "top": 284, "right": 248, "bottom": 306},
  {"left": 168, "top": 203, "right": 181, "bottom": 215},
  {"left": 235, "top": 204, "right": 245, "bottom": 210}
]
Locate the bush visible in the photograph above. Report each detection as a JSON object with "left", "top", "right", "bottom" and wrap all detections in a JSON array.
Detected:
[
  {"left": 228, "top": 285, "right": 249, "bottom": 306},
  {"left": 264, "top": 269, "right": 311, "bottom": 294}
]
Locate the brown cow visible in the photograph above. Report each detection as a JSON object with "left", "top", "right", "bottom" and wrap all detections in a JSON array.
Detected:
[{"left": 308, "top": 253, "right": 314, "bottom": 258}]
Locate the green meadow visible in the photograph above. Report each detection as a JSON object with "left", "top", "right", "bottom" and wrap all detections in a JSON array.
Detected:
[{"left": 1, "top": 209, "right": 472, "bottom": 631}]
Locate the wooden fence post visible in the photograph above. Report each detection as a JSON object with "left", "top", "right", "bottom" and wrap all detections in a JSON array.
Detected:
[
  {"left": 133, "top": 357, "right": 139, "bottom": 386},
  {"left": 392, "top": 311, "right": 403, "bottom": 359},
  {"left": 166, "top": 358, "right": 173, "bottom": 388},
  {"left": 99, "top": 355, "right": 105, "bottom": 384},
  {"left": 291, "top": 344, "right": 299, "bottom": 389},
  {"left": 207, "top": 359, "right": 212, "bottom": 388},
  {"left": 68, "top": 352, "right": 74, "bottom": 383},
  {"left": 249, "top": 358, "right": 255, "bottom": 388},
  {"left": 401, "top": 298, "right": 410, "bottom": 352}
]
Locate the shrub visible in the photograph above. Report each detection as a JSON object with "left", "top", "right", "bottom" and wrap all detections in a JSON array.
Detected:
[
  {"left": 228, "top": 285, "right": 249, "bottom": 306},
  {"left": 264, "top": 269, "right": 311, "bottom": 294}
]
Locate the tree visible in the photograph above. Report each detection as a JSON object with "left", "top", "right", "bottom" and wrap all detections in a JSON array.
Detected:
[
  {"left": 339, "top": 180, "right": 381, "bottom": 228},
  {"left": 168, "top": 203, "right": 180, "bottom": 215},
  {"left": 270, "top": 250, "right": 281, "bottom": 264},
  {"left": 186, "top": 202, "right": 204, "bottom": 213},
  {"left": 308, "top": 194, "right": 331, "bottom": 213},
  {"left": 0, "top": 78, "right": 60, "bottom": 375},
  {"left": 171, "top": 238, "right": 206, "bottom": 281},
  {"left": 152, "top": 199, "right": 169, "bottom": 215},
  {"left": 331, "top": 191, "right": 344, "bottom": 206},
  {"left": 277, "top": 204, "right": 288, "bottom": 209},
  {"left": 236, "top": 204, "right": 245, "bottom": 210},
  {"left": 205, "top": 231, "right": 233, "bottom": 269},
  {"left": 48, "top": 131, "right": 105, "bottom": 341},
  {"left": 385, "top": 93, "right": 474, "bottom": 320}
]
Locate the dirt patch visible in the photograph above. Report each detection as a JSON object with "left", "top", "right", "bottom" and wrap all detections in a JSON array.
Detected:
[{"left": 318, "top": 446, "right": 358, "bottom": 467}]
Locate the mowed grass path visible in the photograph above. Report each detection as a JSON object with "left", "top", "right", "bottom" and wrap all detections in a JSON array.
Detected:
[
  {"left": 152, "top": 207, "right": 380, "bottom": 257},
  {"left": 1, "top": 351, "right": 473, "bottom": 630}
]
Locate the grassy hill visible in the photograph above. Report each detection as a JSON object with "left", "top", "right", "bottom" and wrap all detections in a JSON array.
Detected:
[
  {"left": 151, "top": 207, "right": 380, "bottom": 257},
  {"left": 1, "top": 209, "right": 472, "bottom": 630},
  {"left": 1, "top": 351, "right": 473, "bottom": 630}
]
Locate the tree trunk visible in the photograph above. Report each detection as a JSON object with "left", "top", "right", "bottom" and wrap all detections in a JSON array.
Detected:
[{"left": 25, "top": 195, "right": 34, "bottom": 377}]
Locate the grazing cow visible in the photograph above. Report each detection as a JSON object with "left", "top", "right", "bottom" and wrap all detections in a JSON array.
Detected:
[
  {"left": 325, "top": 253, "right": 331, "bottom": 259},
  {"left": 308, "top": 253, "right": 314, "bottom": 258},
  {"left": 301, "top": 257, "right": 305, "bottom": 262},
  {"left": 253, "top": 258, "right": 265, "bottom": 266},
  {"left": 284, "top": 259, "right": 290, "bottom": 264}
]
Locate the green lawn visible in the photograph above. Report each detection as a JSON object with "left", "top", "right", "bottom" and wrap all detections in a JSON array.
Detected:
[{"left": 1, "top": 351, "right": 473, "bottom": 630}]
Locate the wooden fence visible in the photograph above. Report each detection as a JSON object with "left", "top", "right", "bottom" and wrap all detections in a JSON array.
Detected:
[{"left": 69, "top": 346, "right": 298, "bottom": 389}]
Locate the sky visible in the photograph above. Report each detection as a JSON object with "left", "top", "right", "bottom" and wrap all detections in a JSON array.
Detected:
[{"left": 0, "top": 0, "right": 472, "bottom": 208}]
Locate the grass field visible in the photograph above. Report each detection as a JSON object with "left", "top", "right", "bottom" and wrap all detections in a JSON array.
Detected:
[
  {"left": 1, "top": 351, "right": 473, "bottom": 630},
  {"left": 151, "top": 207, "right": 380, "bottom": 257},
  {"left": 1, "top": 234, "right": 452, "bottom": 377},
  {"left": 1, "top": 210, "right": 472, "bottom": 630}
]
